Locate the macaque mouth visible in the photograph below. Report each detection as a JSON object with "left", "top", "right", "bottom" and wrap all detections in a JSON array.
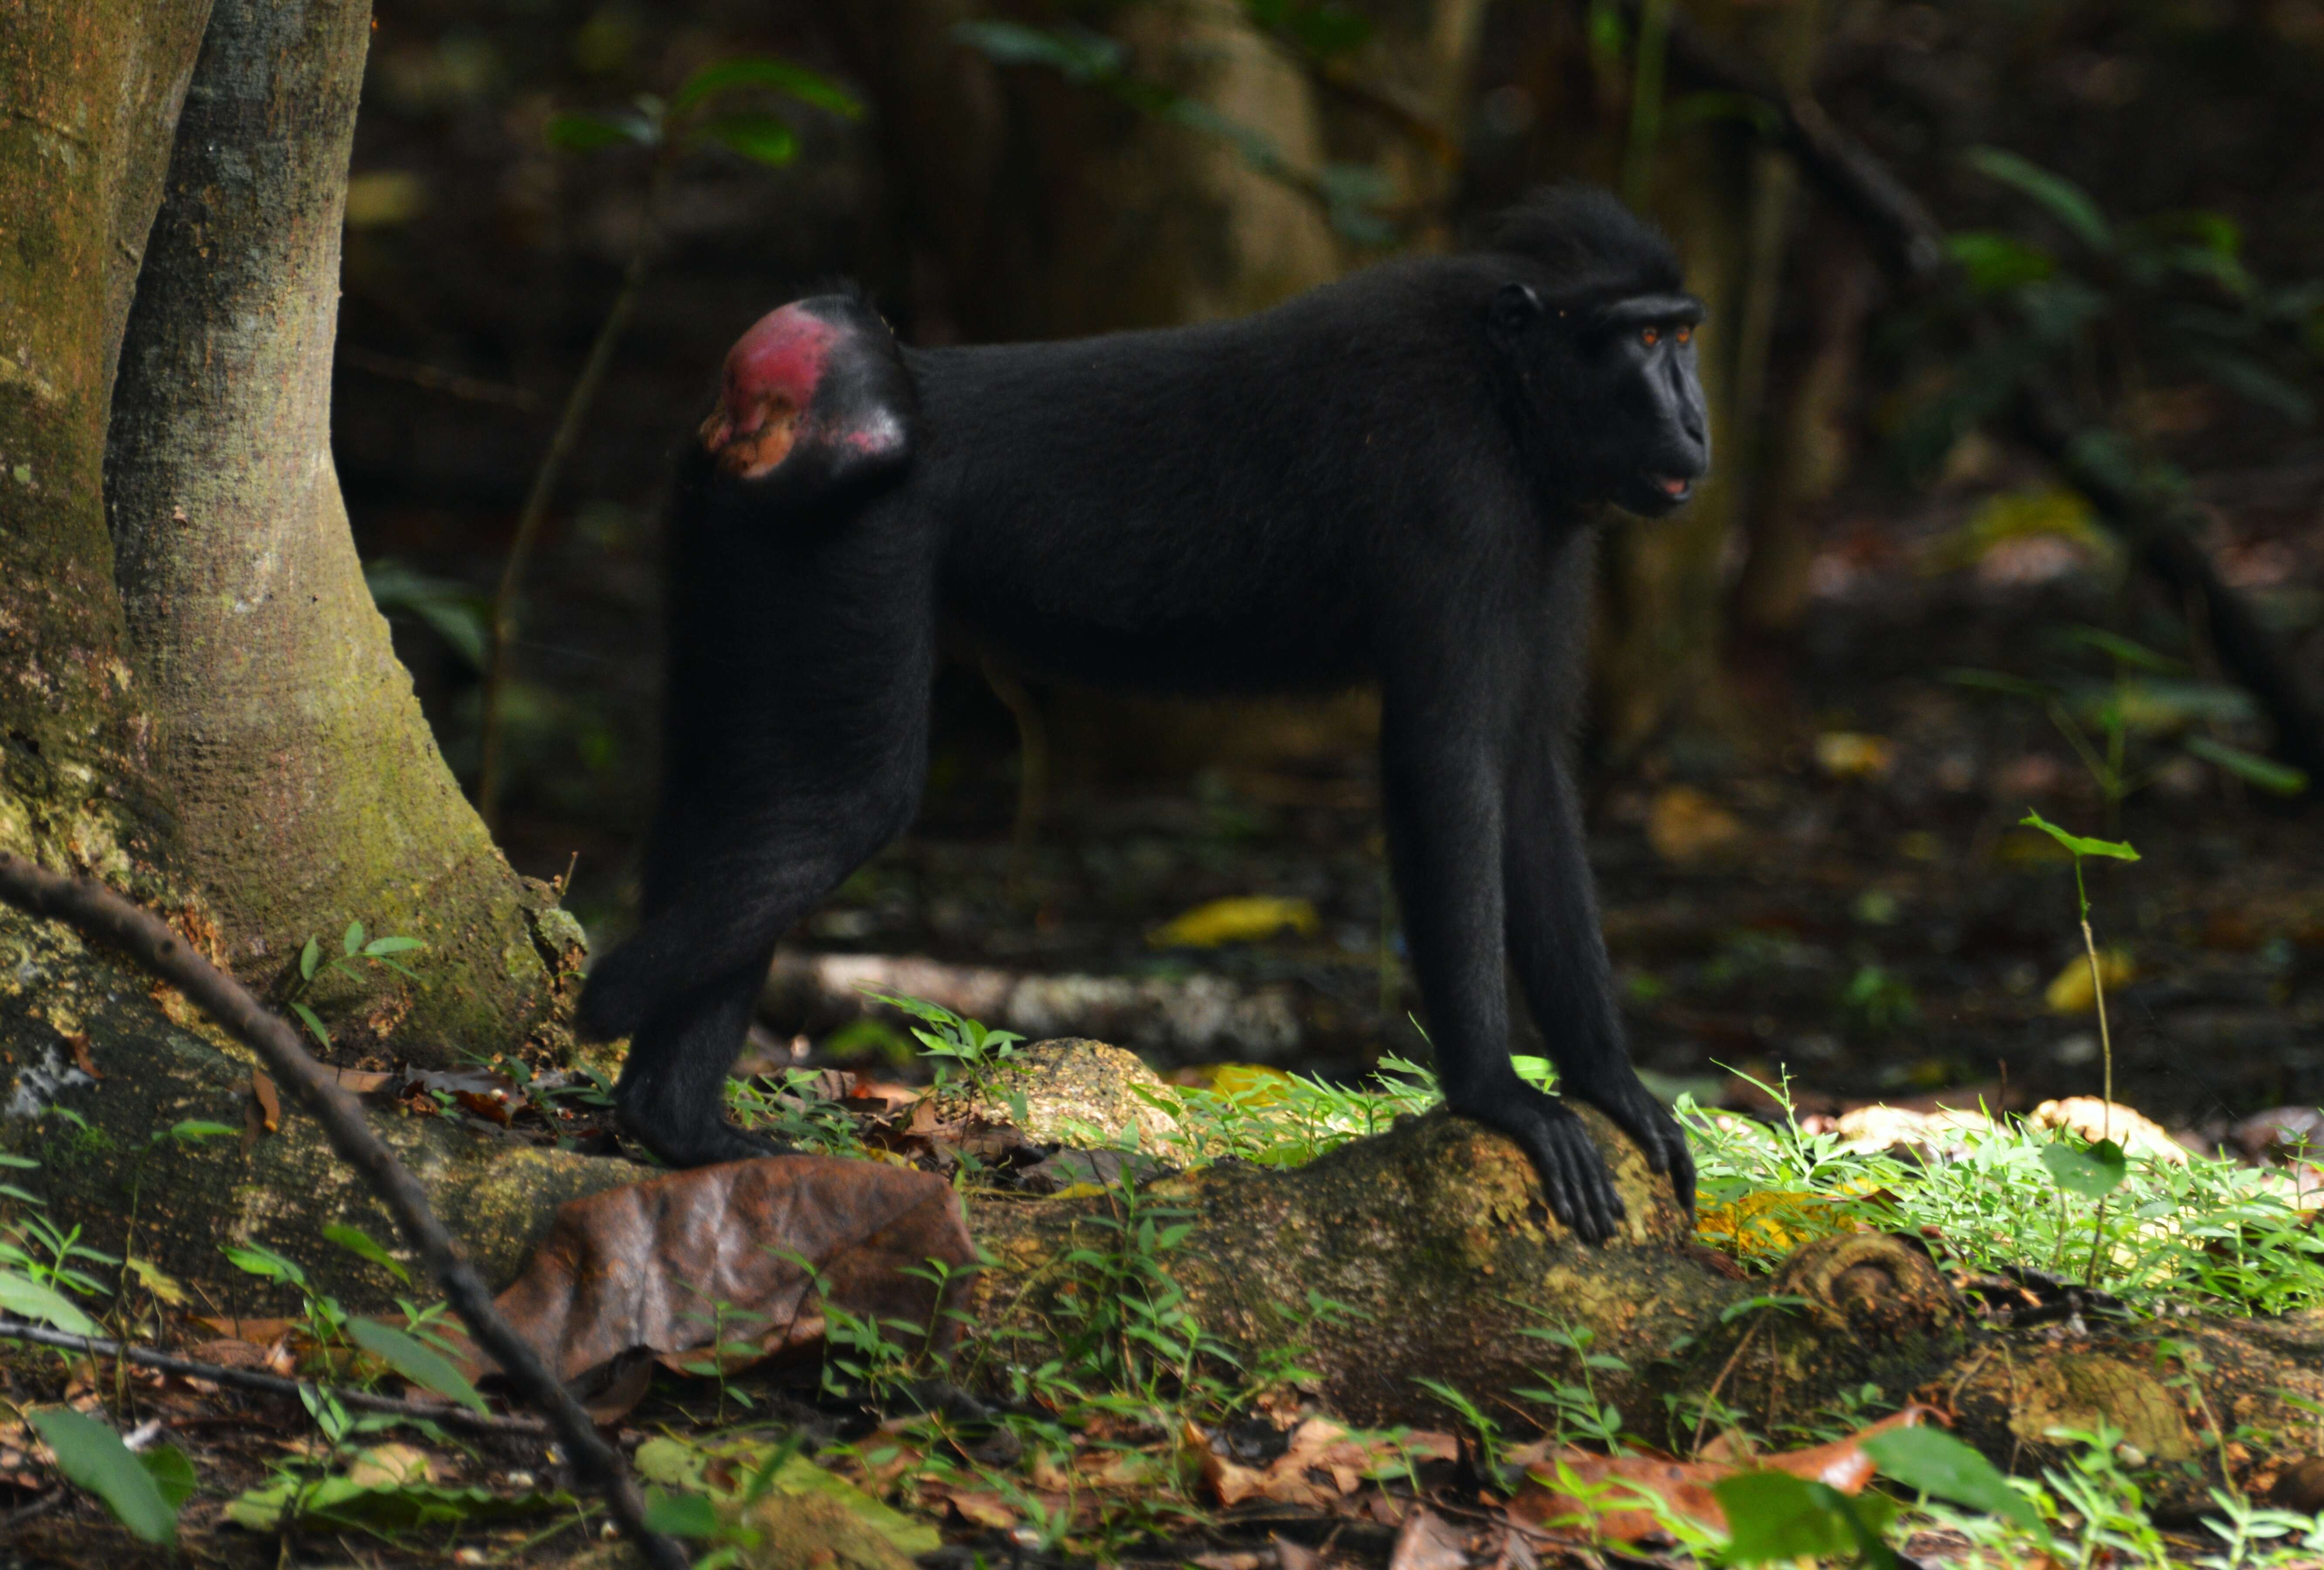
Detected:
[{"left": 1646, "top": 473, "right": 1693, "bottom": 499}]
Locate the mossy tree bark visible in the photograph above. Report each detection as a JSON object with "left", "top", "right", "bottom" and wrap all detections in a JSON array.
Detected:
[
  {"left": 104, "top": 0, "right": 580, "bottom": 1051},
  {"left": 0, "top": 0, "right": 581, "bottom": 1305}
]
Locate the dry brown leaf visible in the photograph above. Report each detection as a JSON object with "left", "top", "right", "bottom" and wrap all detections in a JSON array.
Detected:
[
  {"left": 2030, "top": 1097, "right": 2187, "bottom": 1165},
  {"left": 342, "top": 1444, "right": 436, "bottom": 1488},
  {"left": 1193, "top": 1417, "right": 1456, "bottom": 1510},
  {"left": 184, "top": 1336, "right": 282, "bottom": 1372},
  {"left": 65, "top": 1033, "right": 98, "bottom": 1081},
  {"left": 931, "top": 1487, "right": 1019, "bottom": 1529},
  {"left": 1754, "top": 1406, "right": 1931, "bottom": 1490},
  {"left": 1274, "top": 1537, "right": 1324, "bottom": 1570},
  {"left": 190, "top": 1315, "right": 300, "bottom": 1347},
  {"left": 1509, "top": 1406, "right": 1933, "bottom": 1543},
  {"left": 1389, "top": 1507, "right": 1472, "bottom": 1570},
  {"left": 1645, "top": 786, "right": 1747, "bottom": 866},
  {"left": 252, "top": 1071, "right": 280, "bottom": 1133},
  {"left": 487, "top": 1155, "right": 975, "bottom": 1383}
]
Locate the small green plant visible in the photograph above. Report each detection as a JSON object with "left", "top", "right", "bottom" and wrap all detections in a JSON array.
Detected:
[
  {"left": 282, "top": 920, "right": 425, "bottom": 1049},
  {"left": 1682, "top": 1077, "right": 2324, "bottom": 1316},
  {"left": 1410, "top": 1376, "right": 1506, "bottom": 1474},
  {"left": 1515, "top": 1322, "right": 1631, "bottom": 1450},
  {"left": 223, "top": 1239, "right": 350, "bottom": 1346},
  {"left": 674, "top": 1294, "right": 770, "bottom": 1420},
  {"left": 1047, "top": 1180, "right": 1229, "bottom": 1398},
  {"left": 1713, "top": 1466, "right": 1901, "bottom": 1567},
  {"left": 863, "top": 990, "right": 1024, "bottom": 1100},
  {"left": 2020, "top": 809, "right": 2140, "bottom": 1283},
  {"left": 724, "top": 1068, "right": 866, "bottom": 1157},
  {"left": 28, "top": 1404, "right": 195, "bottom": 1546},
  {"left": 0, "top": 1198, "right": 116, "bottom": 1308}
]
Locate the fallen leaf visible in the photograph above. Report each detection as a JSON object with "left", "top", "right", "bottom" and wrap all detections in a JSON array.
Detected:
[
  {"left": 1389, "top": 1507, "right": 1471, "bottom": 1570},
  {"left": 1192, "top": 1416, "right": 1455, "bottom": 1510},
  {"left": 2043, "top": 950, "right": 2135, "bottom": 1014},
  {"left": 1645, "top": 786, "right": 1746, "bottom": 866},
  {"left": 932, "top": 1486, "right": 1018, "bottom": 1530},
  {"left": 342, "top": 1444, "right": 435, "bottom": 1488},
  {"left": 251, "top": 1072, "right": 280, "bottom": 1134},
  {"left": 65, "top": 1034, "right": 98, "bottom": 1080},
  {"left": 1275, "top": 1537, "right": 1324, "bottom": 1570},
  {"left": 1148, "top": 896, "right": 1320, "bottom": 949},
  {"left": 1813, "top": 733, "right": 1894, "bottom": 780},
  {"left": 635, "top": 1436, "right": 940, "bottom": 1556},
  {"left": 488, "top": 1156, "right": 975, "bottom": 1383},
  {"left": 1694, "top": 1191, "right": 1859, "bottom": 1255},
  {"left": 1509, "top": 1406, "right": 1934, "bottom": 1543},
  {"left": 1827, "top": 1103, "right": 1996, "bottom": 1156},
  {"left": 2029, "top": 1097, "right": 2187, "bottom": 1165},
  {"left": 123, "top": 1256, "right": 188, "bottom": 1308},
  {"left": 190, "top": 1316, "right": 299, "bottom": 1347}
]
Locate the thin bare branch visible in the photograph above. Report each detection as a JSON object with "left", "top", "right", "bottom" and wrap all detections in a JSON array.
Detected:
[{"left": 0, "top": 1315, "right": 548, "bottom": 1436}]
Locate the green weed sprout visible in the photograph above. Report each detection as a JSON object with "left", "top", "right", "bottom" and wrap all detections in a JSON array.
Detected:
[
  {"left": 2020, "top": 810, "right": 2139, "bottom": 1283},
  {"left": 283, "top": 920, "right": 424, "bottom": 1049}
]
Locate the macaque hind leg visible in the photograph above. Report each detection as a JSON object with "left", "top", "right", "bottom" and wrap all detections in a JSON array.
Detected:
[{"left": 616, "top": 954, "right": 786, "bottom": 1167}]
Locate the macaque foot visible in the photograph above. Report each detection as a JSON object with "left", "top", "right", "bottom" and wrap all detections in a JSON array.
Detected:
[
  {"left": 1450, "top": 1083, "right": 1627, "bottom": 1244},
  {"left": 616, "top": 1075, "right": 792, "bottom": 1168},
  {"left": 620, "top": 1111, "right": 791, "bottom": 1169}
]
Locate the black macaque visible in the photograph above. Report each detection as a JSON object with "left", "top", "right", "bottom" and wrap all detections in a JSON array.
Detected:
[{"left": 580, "top": 186, "right": 1710, "bottom": 1242}]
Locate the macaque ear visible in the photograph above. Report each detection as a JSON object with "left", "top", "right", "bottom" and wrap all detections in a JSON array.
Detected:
[
  {"left": 1488, "top": 283, "right": 1545, "bottom": 350},
  {"left": 700, "top": 294, "right": 916, "bottom": 502}
]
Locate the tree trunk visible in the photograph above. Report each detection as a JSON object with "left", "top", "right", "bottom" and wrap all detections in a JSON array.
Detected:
[
  {"left": 0, "top": 0, "right": 217, "bottom": 1154},
  {"left": 0, "top": 0, "right": 583, "bottom": 1303},
  {"left": 0, "top": 0, "right": 209, "bottom": 874},
  {"left": 102, "top": 0, "right": 580, "bottom": 1055},
  {"left": 830, "top": 0, "right": 1343, "bottom": 346}
]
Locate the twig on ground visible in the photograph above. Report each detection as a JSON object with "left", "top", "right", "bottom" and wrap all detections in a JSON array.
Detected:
[
  {"left": 0, "top": 1315, "right": 548, "bottom": 1436},
  {"left": 0, "top": 853, "right": 688, "bottom": 1570}
]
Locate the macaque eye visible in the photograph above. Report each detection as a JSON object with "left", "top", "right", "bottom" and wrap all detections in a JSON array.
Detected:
[
  {"left": 1640, "top": 327, "right": 1660, "bottom": 346},
  {"left": 1675, "top": 324, "right": 1693, "bottom": 345}
]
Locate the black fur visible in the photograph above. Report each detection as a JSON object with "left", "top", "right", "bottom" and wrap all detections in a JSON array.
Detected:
[{"left": 582, "top": 185, "right": 1710, "bottom": 1241}]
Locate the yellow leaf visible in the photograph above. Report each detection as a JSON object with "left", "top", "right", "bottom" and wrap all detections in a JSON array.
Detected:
[
  {"left": 124, "top": 1256, "right": 188, "bottom": 1307},
  {"left": 342, "top": 1444, "right": 435, "bottom": 1489},
  {"left": 1696, "top": 1191, "right": 1855, "bottom": 1254},
  {"left": 2044, "top": 949, "right": 2135, "bottom": 1014},
  {"left": 1813, "top": 733, "right": 1894, "bottom": 780},
  {"left": 1147, "top": 896, "right": 1319, "bottom": 949},
  {"left": 1202, "top": 1064, "right": 1296, "bottom": 1104},
  {"left": 1922, "top": 486, "right": 2112, "bottom": 573},
  {"left": 1646, "top": 786, "right": 1746, "bottom": 866}
]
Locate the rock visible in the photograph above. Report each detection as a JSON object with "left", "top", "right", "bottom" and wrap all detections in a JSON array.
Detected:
[
  {"left": 2029, "top": 1097, "right": 2187, "bottom": 1164},
  {"left": 940, "top": 1037, "right": 1182, "bottom": 1151}
]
